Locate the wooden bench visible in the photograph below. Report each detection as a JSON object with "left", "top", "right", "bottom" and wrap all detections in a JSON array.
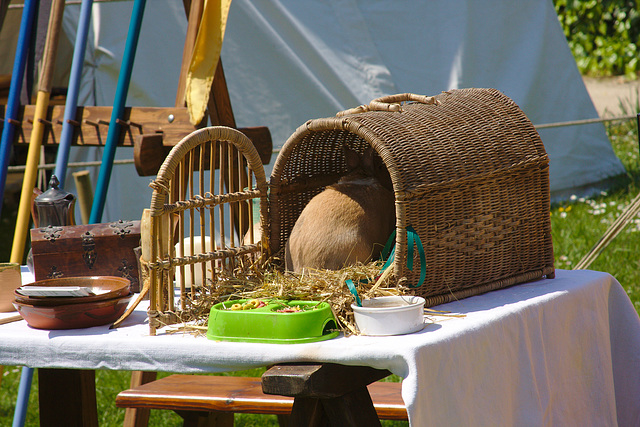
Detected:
[{"left": 116, "top": 366, "right": 407, "bottom": 426}]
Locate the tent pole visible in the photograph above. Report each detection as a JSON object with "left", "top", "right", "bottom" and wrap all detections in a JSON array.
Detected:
[
  {"left": 123, "top": 1, "right": 203, "bottom": 422},
  {"left": 0, "top": 0, "right": 10, "bottom": 35},
  {"left": 11, "top": 366, "right": 34, "bottom": 427},
  {"left": 9, "top": 5, "right": 65, "bottom": 427},
  {"left": 0, "top": 0, "right": 39, "bottom": 219},
  {"left": 10, "top": 0, "right": 65, "bottom": 265},
  {"left": 4, "top": 5, "right": 39, "bottom": 424},
  {"left": 54, "top": 0, "right": 94, "bottom": 188},
  {"left": 89, "top": 0, "right": 147, "bottom": 223},
  {"left": 636, "top": 113, "right": 640, "bottom": 164}
]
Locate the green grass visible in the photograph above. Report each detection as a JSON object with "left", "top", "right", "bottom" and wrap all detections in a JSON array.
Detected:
[
  {"left": 551, "top": 117, "right": 640, "bottom": 312},
  {"left": 1, "top": 120, "right": 638, "bottom": 426}
]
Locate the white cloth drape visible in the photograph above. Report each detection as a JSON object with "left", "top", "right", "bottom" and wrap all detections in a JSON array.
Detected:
[
  {"left": 3, "top": 269, "right": 640, "bottom": 426},
  {"left": 49, "top": 0, "right": 625, "bottom": 222}
]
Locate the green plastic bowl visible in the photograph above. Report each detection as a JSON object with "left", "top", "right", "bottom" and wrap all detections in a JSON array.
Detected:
[{"left": 207, "top": 299, "right": 340, "bottom": 344}]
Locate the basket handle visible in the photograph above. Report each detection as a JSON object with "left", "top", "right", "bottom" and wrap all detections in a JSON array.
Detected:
[{"left": 336, "top": 93, "right": 439, "bottom": 116}]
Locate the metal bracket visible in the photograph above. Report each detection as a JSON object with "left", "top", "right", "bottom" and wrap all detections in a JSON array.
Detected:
[
  {"left": 82, "top": 231, "right": 96, "bottom": 269},
  {"left": 110, "top": 220, "right": 134, "bottom": 239},
  {"left": 46, "top": 266, "right": 64, "bottom": 279},
  {"left": 41, "top": 225, "right": 63, "bottom": 243},
  {"left": 118, "top": 258, "right": 138, "bottom": 288}
]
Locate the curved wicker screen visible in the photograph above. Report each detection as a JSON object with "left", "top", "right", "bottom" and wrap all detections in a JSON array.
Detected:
[{"left": 143, "top": 126, "right": 269, "bottom": 333}]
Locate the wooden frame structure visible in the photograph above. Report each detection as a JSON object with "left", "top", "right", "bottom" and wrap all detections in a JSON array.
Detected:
[{"left": 3, "top": 0, "right": 272, "bottom": 179}]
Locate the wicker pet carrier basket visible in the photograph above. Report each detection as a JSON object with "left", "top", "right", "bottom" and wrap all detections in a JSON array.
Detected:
[{"left": 268, "top": 88, "right": 555, "bottom": 306}]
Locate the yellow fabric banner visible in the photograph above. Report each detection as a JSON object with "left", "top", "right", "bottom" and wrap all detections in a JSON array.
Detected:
[{"left": 186, "top": 0, "right": 232, "bottom": 125}]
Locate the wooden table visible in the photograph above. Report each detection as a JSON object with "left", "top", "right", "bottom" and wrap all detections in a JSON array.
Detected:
[
  {"left": 34, "top": 364, "right": 393, "bottom": 426},
  {"left": 2, "top": 269, "right": 640, "bottom": 426}
]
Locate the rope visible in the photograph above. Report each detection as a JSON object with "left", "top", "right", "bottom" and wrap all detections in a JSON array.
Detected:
[
  {"left": 161, "top": 189, "right": 263, "bottom": 214},
  {"left": 4, "top": 113, "right": 634, "bottom": 175},
  {"left": 8, "top": 158, "right": 134, "bottom": 172},
  {"left": 534, "top": 114, "right": 637, "bottom": 129},
  {"left": 9, "top": 0, "right": 112, "bottom": 8},
  {"left": 570, "top": 113, "right": 640, "bottom": 269},
  {"left": 574, "top": 190, "right": 640, "bottom": 270},
  {"left": 148, "top": 244, "right": 260, "bottom": 271},
  {"left": 148, "top": 178, "right": 170, "bottom": 195},
  {"left": 347, "top": 226, "right": 426, "bottom": 306},
  {"left": 379, "top": 226, "right": 426, "bottom": 288}
]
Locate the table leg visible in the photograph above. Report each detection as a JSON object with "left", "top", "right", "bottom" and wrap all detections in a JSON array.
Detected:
[
  {"left": 321, "top": 386, "right": 382, "bottom": 426},
  {"left": 289, "top": 397, "right": 328, "bottom": 426},
  {"left": 38, "top": 368, "right": 98, "bottom": 427},
  {"left": 176, "top": 410, "right": 234, "bottom": 427},
  {"left": 262, "top": 363, "right": 390, "bottom": 427}
]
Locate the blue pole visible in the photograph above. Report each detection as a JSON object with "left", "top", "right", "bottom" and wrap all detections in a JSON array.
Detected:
[
  {"left": 54, "top": 0, "right": 94, "bottom": 188},
  {"left": 12, "top": 367, "right": 34, "bottom": 427},
  {"left": 11, "top": 5, "right": 84, "bottom": 423},
  {"left": 89, "top": 0, "right": 146, "bottom": 223},
  {"left": 0, "top": 0, "right": 39, "bottom": 218}
]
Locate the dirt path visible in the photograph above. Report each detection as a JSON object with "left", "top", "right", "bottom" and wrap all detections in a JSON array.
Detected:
[{"left": 583, "top": 76, "right": 640, "bottom": 118}]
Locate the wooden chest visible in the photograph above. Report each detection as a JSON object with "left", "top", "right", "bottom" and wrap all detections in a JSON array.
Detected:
[{"left": 30, "top": 220, "right": 141, "bottom": 292}]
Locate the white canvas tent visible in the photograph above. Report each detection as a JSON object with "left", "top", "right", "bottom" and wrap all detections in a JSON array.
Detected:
[{"left": 0, "top": 0, "right": 625, "bottom": 222}]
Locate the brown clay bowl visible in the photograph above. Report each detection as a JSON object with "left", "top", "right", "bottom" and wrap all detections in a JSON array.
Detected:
[
  {"left": 14, "top": 276, "right": 131, "bottom": 306},
  {"left": 12, "top": 293, "right": 134, "bottom": 330}
]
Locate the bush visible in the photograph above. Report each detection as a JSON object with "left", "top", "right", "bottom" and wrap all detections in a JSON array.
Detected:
[{"left": 554, "top": 0, "right": 640, "bottom": 78}]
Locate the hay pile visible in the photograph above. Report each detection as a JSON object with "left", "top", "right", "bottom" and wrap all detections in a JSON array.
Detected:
[{"left": 178, "top": 260, "right": 409, "bottom": 335}]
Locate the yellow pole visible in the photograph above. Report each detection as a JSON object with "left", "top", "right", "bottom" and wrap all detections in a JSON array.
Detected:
[
  {"left": 72, "top": 170, "right": 93, "bottom": 224},
  {"left": 10, "top": 0, "right": 65, "bottom": 264}
]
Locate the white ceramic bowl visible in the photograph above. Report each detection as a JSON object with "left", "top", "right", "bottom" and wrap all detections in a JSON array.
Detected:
[{"left": 352, "top": 295, "right": 425, "bottom": 336}]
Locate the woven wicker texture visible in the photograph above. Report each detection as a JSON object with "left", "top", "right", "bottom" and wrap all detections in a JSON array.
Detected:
[
  {"left": 270, "top": 88, "right": 554, "bottom": 306},
  {"left": 145, "top": 126, "right": 269, "bottom": 333}
]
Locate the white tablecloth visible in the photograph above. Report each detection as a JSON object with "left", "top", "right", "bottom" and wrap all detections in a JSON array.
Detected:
[{"left": 1, "top": 269, "right": 639, "bottom": 426}]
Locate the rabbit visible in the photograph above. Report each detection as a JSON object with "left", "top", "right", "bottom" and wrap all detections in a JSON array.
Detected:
[{"left": 285, "top": 145, "right": 395, "bottom": 273}]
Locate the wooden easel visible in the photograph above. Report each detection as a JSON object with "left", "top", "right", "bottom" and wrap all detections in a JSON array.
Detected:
[
  {"left": 11, "top": 0, "right": 272, "bottom": 177},
  {"left": 10, "top": 1, "right": 272, "bottom": 426},
  {"left": 121, "top": 2, "right": 272, "bottom": 426}
]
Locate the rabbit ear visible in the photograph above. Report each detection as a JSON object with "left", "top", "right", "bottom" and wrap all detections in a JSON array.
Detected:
[
  {"left": 344, "top": 145, "right": 361, "bottom": 170},
  {"left": 373, "top": 154, "right": 393, "bottom": 191},
  {"left": 361, "top": 147, "right": 375, "bottom": 173}
]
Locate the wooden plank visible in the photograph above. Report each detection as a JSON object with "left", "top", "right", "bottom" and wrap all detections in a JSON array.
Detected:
[
  {"left": 261, "top": 363, "right": 391, "bottom": 398},
  {"left": 12, "top": 104, "right": 272, "bottom": 177},
  {"left": 133, "top": 126, "right": 272, "bottom": 176},
  {"left": 176, "top": 410, "right": 233, "bottom": 427},
  {"left": 204, "top": 60, "right": 245, "bottom": 238},
  {"left": 115, "top": 373, "right": 407, "bottom": 420},
  {"left": 14, "top": 105, "right": 194, "bottom": 147},
  {"left": 288, "top": 397, "right": 327, "bottom": 427},
  {"left": 175, "top": 0, "right": 205, "bottom": 109},
  {"left": 321, "top": 387, "right": 381, "bottom": 427},
  {"left": 208, "top": 61, "right": 236, "bottom": 128},
  {"left": 116, "top": 375, "right": 294, "bottom": 414}
]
